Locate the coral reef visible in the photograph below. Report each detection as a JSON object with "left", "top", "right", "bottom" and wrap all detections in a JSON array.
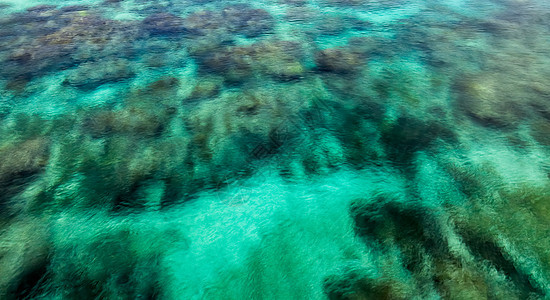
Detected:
[
  {"left": 380, "top": 115, "right": 455, "bottom": 164},
  {"left": 315, "top": 47, "right": 365, "bottom": 74},
  {"left": 0, "top": 137, "right": 50, "bottom": 215},
  {"left": 452, "top": 74, "right": 525, "bottom": 127},
  {"left": 198, "top": 40, "right": 306, "bottom": 83},
  {"left": 64, "top": 58, "right": 135, "bottom": 91},
  {"left": 1, "top": 0, "right": 550, "bottom": 299},
  {"left": 0, "top": 6, "right": 141, "bottom": 85},
  {"left": 222, "top": 4, "right": 275, "bottom": 37},
  {"left": 181, "top": 10, "right": 223, "bottom": 36},
  {"left": 143, "top": 12, "right": 185, "bottom": 35}
]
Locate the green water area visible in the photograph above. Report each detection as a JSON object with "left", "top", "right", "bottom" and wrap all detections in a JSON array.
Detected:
[{"left": 0, "top": 0, "right": 549, "bottom": 298}]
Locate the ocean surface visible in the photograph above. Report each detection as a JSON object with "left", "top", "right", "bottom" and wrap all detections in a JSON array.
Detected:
[{"left": 0, "top": 0, "right": 550, "bottom": 298}]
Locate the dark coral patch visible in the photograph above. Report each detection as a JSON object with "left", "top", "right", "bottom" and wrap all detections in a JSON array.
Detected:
[
  {"left": 64, "top": 58, "right": 135, "bottom": 91},
  {"left": 181, "top": 10, "right": 223, "bottom": 36},
  {"left": 197, "top": 40, "right": 305, "bottom": 83},
  {"left": 142, "top": 12, "right": 185, "bottom": 35},
  {"left": 222, "top": 4, "right": 275, "bottom": 37},
  {"left": 315, "top": 47, "right": 365, "bottom": 74},
  {"left": 0, "top": 137, "right": 50, "bottom": 208}
]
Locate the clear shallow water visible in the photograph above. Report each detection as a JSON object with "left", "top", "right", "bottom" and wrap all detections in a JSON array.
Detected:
[{"left": 1, "top": 0, "right": 550, "bottom": 299}]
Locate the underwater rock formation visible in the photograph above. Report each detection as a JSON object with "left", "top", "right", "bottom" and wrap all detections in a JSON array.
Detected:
[
  {"left": 284, "top": 7, "right": 319, "bottom": 23},
  {"left": 83, "top": 106, "right": 169, "bottom": 138},
  {"left": 0, "top": 6, "right": 140, "bottom": 83},
  {"left": 280, "top": 0, "right": 308, "bottom": 5},
  {"left": 64, "top": 58, "right": 135, "bottom": 91},
  {"left": 0, "top": 220, "right": 50, "bottom": 299},
  {"left": 188, "top": 77, "right": 222, "bottom": 100},
  {"left": 348, "top": 184, "right": 550, "bottom": 299},
  {"left": 143, "top": 12, "right": 185, "bottom": 35},
  {"left": 324, "top": 0, "right": 366, "bottom": 7},
  {"left": 198, "top": 40, "right": 306, "bottom": 83},
  {"left": 316, "top": 16, "right": 349, "bottom": 36},
  {"left": 0, "top": 137, "right": 50, "bottom": 216},
  {"left": 323, "top": 265, "right": 407, "bottom": 300},
  {"left": 181, "top": 10, "right": 223, "bottom": 36},
  {"left": 199, "top": 46, "right": 254, "bottom": 83},
  {"left": 453, "top": 74, "right": 524, "bottom": 127},
  {"left": 83, "top": 77, "right": 179, "bottom": 137},
  {"left": 222, "top": 4, "right": 275, "bottom": 37},
  {"left": 0, "top": 138, "right": 50, "bottom": 183},
  {"left": 530, "top": 121, "right": 550, "bottom": 146},
  {"left": 380, "top": 115, "right": 455, "bottom": 164},
  {"left": 315, "top": 47, "right": 365, "bottom": 74}
]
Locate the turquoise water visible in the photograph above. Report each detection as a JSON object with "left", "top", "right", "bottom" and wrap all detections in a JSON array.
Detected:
[{"left": 1, "top": 0, "right": 550, "bottom": 298}]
